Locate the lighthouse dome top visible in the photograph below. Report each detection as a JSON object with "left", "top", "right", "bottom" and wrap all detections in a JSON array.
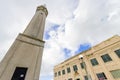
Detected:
[{"left": 36, "top": 5, "right": 48, "bottom": 16}]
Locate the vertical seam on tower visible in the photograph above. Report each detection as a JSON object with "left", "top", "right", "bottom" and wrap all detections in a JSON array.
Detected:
[{"left": 36, "top": 12, "right": 44, "bottom": 38}]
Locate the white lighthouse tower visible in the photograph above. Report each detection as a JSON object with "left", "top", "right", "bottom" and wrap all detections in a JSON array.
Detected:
[{"left": 0, "top": 5, "right": 48, "bottom": 80}]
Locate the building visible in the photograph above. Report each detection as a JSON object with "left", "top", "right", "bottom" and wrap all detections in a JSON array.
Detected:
[
  {"left": 0, "top": 5, "right": 48, "bottom": 80},
  {"left": 54, "top": 35, "right": 120, "bottom": 80}
]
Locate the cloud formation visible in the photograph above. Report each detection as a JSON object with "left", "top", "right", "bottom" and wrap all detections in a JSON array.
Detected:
[
  {"left": 0, "top": 0, "right": 120, "bottom": 80},
  {"left": 41, "top": 0, "right": 120, "bottom": 79}
]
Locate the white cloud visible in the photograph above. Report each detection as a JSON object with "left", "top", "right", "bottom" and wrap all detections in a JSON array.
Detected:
[
  {"left": 40, "top": 40, "right": 66, "bottom": 76},
  {"left": 41, "top": 0, "right": 120, "bottom": 79},
  {"left": 63, "top": 0, "right": 120, "bottom": 46},
  {"left": 0, "top": 0, "right": 120, "bottom": 80},
  {"left": 41, "top": 0, "right": 79, "bottom": 24}
]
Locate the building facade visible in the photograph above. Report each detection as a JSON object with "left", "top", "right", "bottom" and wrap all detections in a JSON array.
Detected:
[{"left": 54, "top": 35, "right": 120, "bottom": 80}]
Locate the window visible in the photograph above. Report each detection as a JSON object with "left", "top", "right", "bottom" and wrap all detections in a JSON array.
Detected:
[
  {"left": 68, "top": 78, "right": 72, "bottom": 80},
  {"left": 110, "top": 69, "right": 120, "bottom": 78},
  {"left": 90, "top": 58, "right": 99, "bottom": 66},
  {"left": 114, "top": 49, "right": 120, "bottom": 58},
  {"left": 84, "top": 75, "right": 88, "bottom": 80},
  {"left": 11, "top": 67, "right": 28, "bottom": 80},
  {"left": 58, "top": 71, "right": 61, "bottom": 76},
  {"left": 40, "top": 13, "right": 43, "bottom": 15},
  {"left": 80, "top": 62, "right": 85, "bottom": 69},
  {"left": 73, "top": 65, "right": 78, "bottom": 72},
  {"left": 62, "top": 70, "right": 65, "bottom": 75},
  {"left": 96, "top": 72, "right": 107, "bottom": 80},
  {"left": 101, "top": 54, "right": 112, "bottom": 62},
  {"left": 54, "top": 72, "right": 57, "bottom": 77},
  {"left": 67, "top": 67, "right": 71, "bottom": 73}
]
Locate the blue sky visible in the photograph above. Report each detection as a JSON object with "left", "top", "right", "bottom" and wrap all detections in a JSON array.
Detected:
[{"left": 0, "top": 0, "right": 120, "bottom": 80}]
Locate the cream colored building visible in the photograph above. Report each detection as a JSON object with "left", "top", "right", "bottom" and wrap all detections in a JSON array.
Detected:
[{"left": 54, "top": 35, "right": 120, "bottom": 80}]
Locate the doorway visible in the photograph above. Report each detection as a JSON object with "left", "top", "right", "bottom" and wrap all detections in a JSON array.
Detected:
[{"left": 11, "top": 67, "right": 28, "bottom": 80}]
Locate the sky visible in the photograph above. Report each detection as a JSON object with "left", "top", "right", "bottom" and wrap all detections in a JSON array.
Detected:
[{"left": 0, "top": 0, "right": 120, "bottom": 80}]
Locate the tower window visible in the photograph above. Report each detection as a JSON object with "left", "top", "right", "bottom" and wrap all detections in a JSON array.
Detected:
[
  {"left": 101, "top": 54, "right": 112, "bottom": 62},
  {"left": 114, "top": 49, "right": 120, "bottom": 58},
  {"left": 90, "top": 58, "right": 99, "bottom": 66},
  {"left": 11, "top": 67, "right": 28, "bottom": 80},
  {"left": 40, "top": 13, "right": 43, "bottom": 15}
]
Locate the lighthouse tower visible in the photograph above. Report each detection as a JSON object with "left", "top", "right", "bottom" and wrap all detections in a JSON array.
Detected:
[{"left": 0, "top": 5, "right": 48, "bottom": 80}]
